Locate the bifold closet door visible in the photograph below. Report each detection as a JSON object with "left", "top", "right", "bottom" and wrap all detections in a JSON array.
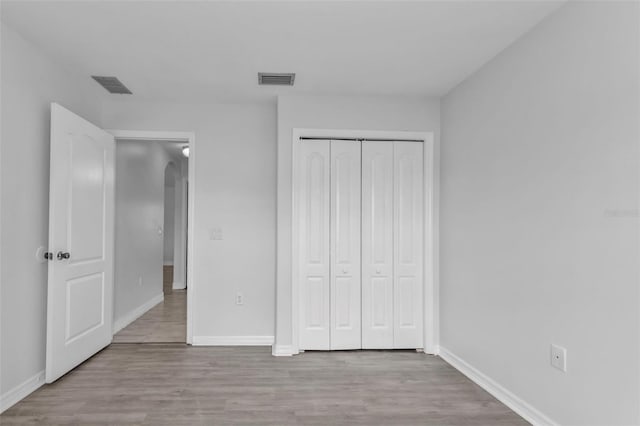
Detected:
[
  {"left": 361, "top": 142, "right": 394, "bottom": 349},
  {"left": 299, "top": 139, "right": 423, "bottom": 351},
  {"left": 330, "top": 140, "right": 361, "bottom": 349},
  {"left": 393, "top": 142, "right": 424, "bottom": 349},
  {"left": 298, "top": 140, "right": 331, "bottom": 350},
  {"left": 362, "top": 141, "right": 424, "bottom": 349},
  {"left": 298, "top": 139, "right": 361, "bottom": 350}
]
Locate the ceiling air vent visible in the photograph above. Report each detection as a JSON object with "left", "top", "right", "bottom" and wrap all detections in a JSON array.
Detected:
[
  {"left": 91, "top": 76, "right": 133, "bottom": 94},
  {"left": 258, "top": 72, "right": 295, "bottom": 86}
]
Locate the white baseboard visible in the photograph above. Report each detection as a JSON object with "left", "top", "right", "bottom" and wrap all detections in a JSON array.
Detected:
[
  {"left": 438, "top": 347, "right": 557, "bottom": 426},
  {"left": 192, "top": 336, "right": 274, "bottom": 346},
  {"left": 0, "top": 370, "right": 45, "bottom": 414},
  {"left": 272, "top": 344, "right": 295, "bottom": 356},
  {"left": 113, "top": 293, "right": 164, "bottom": 334},
  {"left": 172, "top": 281, "right": 186, "bottom": 290}
]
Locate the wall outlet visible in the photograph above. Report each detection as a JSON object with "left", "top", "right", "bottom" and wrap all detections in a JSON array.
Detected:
[
  {"left": 550, "top": 344, "right": 567, "bottom": 372},
  {"left": 138, "top": 276, "right": 143, "bottom": 287},
  {"left": 236, "top": 292, "right": 243, "bottom": 305}
]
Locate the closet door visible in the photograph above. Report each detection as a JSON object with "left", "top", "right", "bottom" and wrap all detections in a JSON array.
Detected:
[
  {"left": 298, "top": 140, "right": 331, "bottom": 350},
  {"left": 393, "top": 142, "right": 424, "bottom": 348},
  {"left": 361, "top": 142, "right": 394, "bottom": 349},
  {"left": 330, "top": 140, "right": 362, "bottom": 349}
]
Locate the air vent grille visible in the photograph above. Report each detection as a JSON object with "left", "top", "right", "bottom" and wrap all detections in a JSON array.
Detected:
[
  {"left": 258, "top": 73, "right": 295, "bottom": 86},
  {"left": 91, "top": 76, "right": 133, "bottom": 94}
]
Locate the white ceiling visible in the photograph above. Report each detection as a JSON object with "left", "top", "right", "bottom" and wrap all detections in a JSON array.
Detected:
[{"left": 1, "top": 1, "right": 563, "bottom": 103}]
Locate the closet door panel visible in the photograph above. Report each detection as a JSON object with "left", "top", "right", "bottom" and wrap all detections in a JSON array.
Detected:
[
  {"left": 330, "top": 140, "right": 361, "bottom": 349},
  {"left": 361, "top": 142, "right": 394, "bottom": 349},
  {"left": 393, "top": 142, "right": 424, "bottom": 349},
  {"left": 298, "top": 140, "right": 331, "bottom": 350}
]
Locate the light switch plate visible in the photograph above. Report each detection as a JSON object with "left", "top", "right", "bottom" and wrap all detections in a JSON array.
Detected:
[
  {"left": 550, "top": 344, "right": 567, "bottom": 372},
  {"left": 210, "top": 227, "right": 223, "bottom": 240},
  {"left": 35, "top": 246, "right": 47, "bottom": 264}
]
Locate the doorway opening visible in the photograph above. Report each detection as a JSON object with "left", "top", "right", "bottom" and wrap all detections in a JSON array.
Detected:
[
  {"left": 109, "top": 131, "right": 194, "bottom": 344},
  {"left": 44, "top": 105, "right": 196, "bottom": 382}
]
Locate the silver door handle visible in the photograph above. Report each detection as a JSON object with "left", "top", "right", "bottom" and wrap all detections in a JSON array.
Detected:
[{"left": 57, "top": 251, "right": 70, "bottom": 260}]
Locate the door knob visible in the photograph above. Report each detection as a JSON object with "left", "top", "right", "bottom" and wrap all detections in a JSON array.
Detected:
[{"left": 57, "top": 251, "right": 70, "bottom": 260}]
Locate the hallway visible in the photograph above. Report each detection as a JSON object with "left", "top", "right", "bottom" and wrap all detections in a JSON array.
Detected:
[{"left": 113, "top": 266, "right": 186, "bottom": 343}]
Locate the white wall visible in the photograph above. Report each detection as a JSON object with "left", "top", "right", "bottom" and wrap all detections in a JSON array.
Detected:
[
  {"left": 114, "top": 140, "right": 173, "bottom": 328},
  {"left": 274, "top": 95, "right": 440, "bottom": 352},
  {"left": 163, "top": 166, "right": 176, "bottom": 265},
  {"left": 0, "top": 24, "right": 105, "bottom": 402},
  {"left": 440, "top": 2, "right": 639, "bottom": 425},
  {"left": 102, "top": 100, "right": 277, "bottom": 341}
]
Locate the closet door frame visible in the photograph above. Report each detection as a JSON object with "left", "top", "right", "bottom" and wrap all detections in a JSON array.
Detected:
[{"left": 291, "top": 128, "right": 437, "bottom": 355}]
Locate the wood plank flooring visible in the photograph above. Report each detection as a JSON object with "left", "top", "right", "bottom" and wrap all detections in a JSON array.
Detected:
[
  {"left": 112, "top": 290, "right": 186, "bottom": 343},
  {"left": 163, "top": 265, "right": 173, "bottom": 294},
  {"left": 113, "top": 266, "right": 186, "bottom": 343},
  {"left": 1, "top": 346, "right": 528, "bottom": 425}
]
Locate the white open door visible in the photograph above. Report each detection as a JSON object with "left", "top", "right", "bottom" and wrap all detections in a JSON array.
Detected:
[{"left": 46, "top": 103, "right": 115, "bottom": 383}]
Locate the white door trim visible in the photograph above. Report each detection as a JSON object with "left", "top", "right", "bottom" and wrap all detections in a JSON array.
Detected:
[
  {"left": 291, "top": 128, "right": 438, "bottom": 355},
  {"left": 106, "top": 129, "right": 196, "bottom": 345}
]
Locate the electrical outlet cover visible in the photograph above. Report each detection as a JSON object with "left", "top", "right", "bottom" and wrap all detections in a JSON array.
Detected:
[{"left": 550, "top": 344, "right": 567, "bottom": 372}]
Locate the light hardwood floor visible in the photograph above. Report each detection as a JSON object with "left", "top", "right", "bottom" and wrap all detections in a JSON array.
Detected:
[
  {"left": 4, "top": 266, "right": 527, "bottom": 425},
  {"left": 163, "top": 264, "right": 174, "bottom": 294},
  {"left": 113, "top": 266, "right": 186, "bottom": 343},
  {"left": 1, "top": 346, "right": 527, "bottom": 425}
]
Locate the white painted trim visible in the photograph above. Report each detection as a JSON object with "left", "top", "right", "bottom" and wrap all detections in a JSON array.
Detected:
[
  {"left": 0, "top": 370, "right": 45, "bottom": 414},
  {"left": 172, "top": 172, "right": 188, "bottom": 301},
  {"left": 192, "top": 336, "right": 275, "bottom": 346},
  {"left": 290, "top": 128, "right": 438, "bottom": 354},
  {"left": 113, "top": 293, "right": 164, "bottom": 334},
  {"left": 439, "top": 347, "right": 557, "bottom": 426},
  {"left": 107, "top": 130, "right": 195, "bottom": 142},
  {"left": 422, "top": 133, "right": 438, "bottom": 354},
  {"left": 272, "top": 344, "right": 295, "bottom": 356},
  {"left": 108, "top": 129, "right": 196, "bottom": 345},
  {"left": 172, "top": 281, "right": 186, "bottom": 290},
  {"left": 291, "top": 132, "right": 301, "bottom": 354},
  {"left": 292, "top": 128, "right": 431, "bottom": 142}
]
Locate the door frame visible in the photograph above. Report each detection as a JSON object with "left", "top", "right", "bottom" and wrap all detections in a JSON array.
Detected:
[
  {"left": 107, "top": 129, "right": 196, "bottom": 345},
  {"left": 291, "top": 128, "right": 438, "bottom": 355}
]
